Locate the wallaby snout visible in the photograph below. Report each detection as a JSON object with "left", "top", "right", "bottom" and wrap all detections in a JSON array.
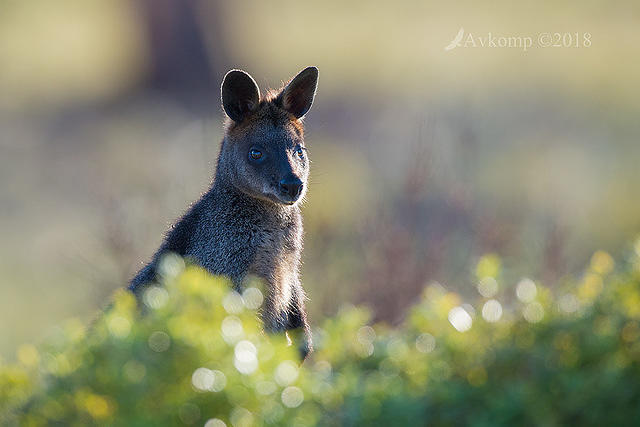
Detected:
[{"left": 279, "top": 175, "right": 304, "bottom": 202}]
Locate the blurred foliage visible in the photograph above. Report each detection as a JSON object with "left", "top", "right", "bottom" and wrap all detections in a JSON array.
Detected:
[{"left": 3, "top": 242, "right": 640, "bottom": 426}]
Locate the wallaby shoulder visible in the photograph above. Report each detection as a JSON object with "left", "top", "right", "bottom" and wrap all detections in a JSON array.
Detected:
[{"left": 129, "top": 195, "right": 205, "bottom": 291}]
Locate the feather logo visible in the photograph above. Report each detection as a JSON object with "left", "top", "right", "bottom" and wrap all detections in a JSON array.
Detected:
[{"left": 444, "top": 27, "right": 465, "bottom": 51}]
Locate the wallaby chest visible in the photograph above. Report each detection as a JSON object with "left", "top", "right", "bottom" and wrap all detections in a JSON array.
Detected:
[
  {"left": 249, "top": 211, "right": 301, "bottom": 281},
  {"left": 247, "top": 210, "right": 302, "bottom": 328},
  {"left": 200, "top": 195, "right": 302, "bottom": 293}
]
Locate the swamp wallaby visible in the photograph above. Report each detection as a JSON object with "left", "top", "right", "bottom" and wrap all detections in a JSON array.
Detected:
[{"left": 129, "top": 67, "right": 319, "bottom": 358}]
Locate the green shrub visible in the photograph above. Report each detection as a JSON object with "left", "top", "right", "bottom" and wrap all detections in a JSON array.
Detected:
[{"left": 3, "top": 246, "right": 640, "bottom": 426}]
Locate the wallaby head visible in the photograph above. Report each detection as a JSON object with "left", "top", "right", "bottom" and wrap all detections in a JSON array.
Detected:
[{"left": 217, "top": 67, "right": 318, "bottom": 206}]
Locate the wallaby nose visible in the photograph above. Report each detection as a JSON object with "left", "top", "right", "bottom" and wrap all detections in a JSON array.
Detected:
[{"left": 279, "top": 177, "right": 303, "bottom": 199}]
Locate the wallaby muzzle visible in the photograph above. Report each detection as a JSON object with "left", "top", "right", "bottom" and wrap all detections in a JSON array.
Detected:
[{"left": 278, "top": 175, "right": 303, "bottom": 203}]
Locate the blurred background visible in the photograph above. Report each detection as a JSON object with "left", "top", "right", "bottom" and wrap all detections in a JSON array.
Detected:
[{"left": 1, "top": 0, "right": 639, "bottom": 359}]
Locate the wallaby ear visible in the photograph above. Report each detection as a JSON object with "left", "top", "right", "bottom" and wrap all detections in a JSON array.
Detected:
[
  {"left": 278, "top": 66, "right": 319, "bottom": 119},
  {"left": 221, "top": 70, "right": 260, "bottom": 123}
]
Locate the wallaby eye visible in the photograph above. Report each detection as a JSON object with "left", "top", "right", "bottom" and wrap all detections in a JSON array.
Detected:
[
  {"left": 295, "top": 145, "right": 305, "bottom": 159},
  {"left": 249, "top": 148, "right": 263, "bottom": 160}
]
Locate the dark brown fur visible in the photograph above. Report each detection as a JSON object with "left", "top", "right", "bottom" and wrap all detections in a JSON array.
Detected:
[{"left": 130, "top": 67, "right": 319, "bottom": 358}]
